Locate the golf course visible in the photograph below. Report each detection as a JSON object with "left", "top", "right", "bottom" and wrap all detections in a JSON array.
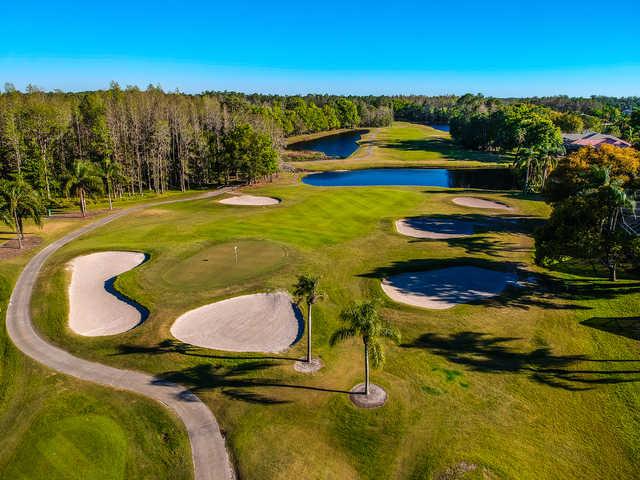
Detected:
[{"left": 1, "top": 121, "right": 638, "bottom": 479}]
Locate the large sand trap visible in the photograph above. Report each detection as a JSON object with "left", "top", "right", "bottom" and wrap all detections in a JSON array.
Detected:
[
  {"left": 170, "top": 292, "right": 302, "bottom": 352},
  {"left": 396, "top": 217, "right": 474, "bottom": 239},
  {"left": 452, "top": 197, "right": 512, "bottom": 210},
  {"left": 219, "top": 195, "right": 280, "bottom": 206},
  {"left": 68, "top": 251, "right": 146, "bottom": 336},
  {"left": 382, "top": 266, "right": 517, "bottom": 310}
]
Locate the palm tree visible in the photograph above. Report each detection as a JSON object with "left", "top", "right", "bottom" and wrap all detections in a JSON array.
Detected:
[
  {"left": 582, "top": 166, "right": 635, "bottom": 281},
  {"left": 330, "top": 300, "right": 400, "bottom": 396},
  {"left": 64, "top": 160, "right": 104, "bottom": 217},
  {"left": 293, "top": 274, "right": 323, "bottom": 363},
  {"left": 0, "top": 176, "right": 43, "bottom": 249}
]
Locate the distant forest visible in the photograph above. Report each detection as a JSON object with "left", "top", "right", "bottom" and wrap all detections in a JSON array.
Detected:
[{"left": 1, "top": 82, "right": 639, "bottom": 198}]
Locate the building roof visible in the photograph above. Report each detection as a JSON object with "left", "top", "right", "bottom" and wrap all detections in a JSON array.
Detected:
[{"left": 562, "top": 132, "right": 631, "bottom": 149}]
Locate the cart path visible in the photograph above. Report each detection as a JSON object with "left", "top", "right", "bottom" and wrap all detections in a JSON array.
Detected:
[{"left": 6, "top": 189, "right": 235, "bottom": 480}]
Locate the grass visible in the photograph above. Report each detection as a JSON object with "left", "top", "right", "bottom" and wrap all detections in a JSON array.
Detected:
[
  {"left": 285, "top": 128, "right": 363, "bottom": 146},
  {"left": 29, "top": 175, "right": 640, "bottom": 479},
  {"left": 0, "top": 197, "right": 194, "bottom": 480},
  {"left": 291, "top": 122, "right": 511, "bottom": 171}
]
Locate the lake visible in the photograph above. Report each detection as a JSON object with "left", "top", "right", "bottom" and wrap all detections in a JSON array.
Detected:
[
  {"left": 430, "top": 124, "right": 450, "bottom": 132},
  {"left": 303, "top": 168, "right": 517, "bottom": 190},
  {"left": 288, "top": 130, "right": 364, "bottom": 158}
]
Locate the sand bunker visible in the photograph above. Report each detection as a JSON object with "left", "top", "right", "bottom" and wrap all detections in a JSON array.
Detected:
[
  {"left": 396, "top": 217, "right": 474, "bottom": 239},
  {"left": 170, "top": 292, "right": 302, "bottom": 352},
  {"left": 381, "top": 266, "right": 517, "bottom": 310},
  {"left": 219, "top": 195, "right": 280, "bottom": 206},
  {"left": 452, "top": 197, "right": 512, "bottom": 210},
  {"left": 68, "top": 251, "right": 146, "bottom": 336}
]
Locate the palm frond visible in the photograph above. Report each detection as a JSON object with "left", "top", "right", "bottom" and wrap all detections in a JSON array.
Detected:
[
  {"left": 329, "top": 327, "right": 356, "bottom": 346},
  {"left": 369, "top": 340, "right": 385, "bottom": 368},
  {"left": 380, "top": 324, "right": 401, "bottom": 344}
]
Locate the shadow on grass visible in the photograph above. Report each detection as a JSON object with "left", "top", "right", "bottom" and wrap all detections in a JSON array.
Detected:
[
  {"left": 151, "top": 362, "right": 352, "bottom": 405},
  {"left": 402, "top": 213, "right": 543, "bottom": 257},
  {"left": 581, "top": 317, "right": 640, "bottom": 341},
  {"left": 379, "top": 138, "right": 509, "bottom": 164},
  {"left": 403, "top": 331, "right": 640, "bottom": 391},
  {"left": 115, "top": 339, "right": 301, "bottom": 362},
  {"left": 420, "top": 188, "right": 548, "bottom": 204},
  {"left": 117, "top": 340, "right": 353, "bottom": 405},
  {"left": 362, "top": 257, "right": 640, "bottom": 311}
]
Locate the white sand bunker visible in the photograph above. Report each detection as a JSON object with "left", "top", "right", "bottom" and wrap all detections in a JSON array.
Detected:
[
  {"left": 382, "top": 266, "right": 517, "bottom": 310},
  {"left": 396, "top": 217, "right": 474, "bottom": 239},
  {"left": 453, "top": 197, "right": 512, "bottom": 210},
  {"left": 219, "top": 194, "right": 280, "bottom": 206},
  {"left": 170, "top": 292, "right": 301, "bottom": 353},
  {"left": 68, "top": 251, "right": 146, "bottom": 336}
]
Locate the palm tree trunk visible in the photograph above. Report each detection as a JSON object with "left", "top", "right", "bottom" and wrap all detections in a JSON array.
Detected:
[
  {"left": 306, "top": 303, "right": 312, "bottom": 363},
  {"left": 364, "top": 341, "right": 370, "bottom": 396}
]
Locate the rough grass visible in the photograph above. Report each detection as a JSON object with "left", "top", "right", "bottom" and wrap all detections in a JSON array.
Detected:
[
  {"left": 0, "top": 198, "right": 193, "bottom": 480},
  {"left": 31, "top": 178, "right": 640, "bottom": 479},
  {"left": 292, "top": 122, "right": 511, "bottom": 171}
]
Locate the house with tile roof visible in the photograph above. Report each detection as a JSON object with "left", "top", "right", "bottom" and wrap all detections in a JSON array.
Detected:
[{"left": 563, "top": 132, "right": 632, "bottom": 151}]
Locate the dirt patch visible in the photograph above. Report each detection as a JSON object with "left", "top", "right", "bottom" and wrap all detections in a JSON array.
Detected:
[
  {"left": 436, "top": 462, "right": 478, "bottom": 480},
  {"left": 0, "top": 235, "right": 42, "bottom": 260}
]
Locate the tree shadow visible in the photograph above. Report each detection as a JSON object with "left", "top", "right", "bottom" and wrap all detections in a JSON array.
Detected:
[
  {"left": 445, "top": 235, "right": 532, "bottom": 257},
  {"left": 114, "top": 339, "right": 302, "bottom": 362},
  {"left": 401, "top": 214, "right": 541, "bottom": 257},
  {"left": 155, "top": 362, "right": 352, "bottom": 405},
  {"left": 362, "top": 257, "right": 640, "bottom": 311},
  {"left": 403, "top": 331, "right": 640, "bottom": 391},
  {"left": 581, "top": 317, "right": 640, "bottom": 341},
  {"left": 402, "top": 213, "right": 543, "bottom": 237},
  {"left": 379, "top": 138, "right": 509, "bottom": 164},
  {"left": 420, "top": 188, "right": 546, "bottom": 203}
]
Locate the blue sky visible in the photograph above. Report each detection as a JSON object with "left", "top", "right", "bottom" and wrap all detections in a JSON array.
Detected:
[{"left": 2, "top": 0, "right": 639, "bottom": 96}]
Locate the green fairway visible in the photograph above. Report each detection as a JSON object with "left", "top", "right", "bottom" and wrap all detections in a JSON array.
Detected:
[
  {"left": 30, "top": 176, "right": 640, "bottom": 479},
  {"left": 0, "top": 201, "right": 194, "bottom": 480},
  {"left": 291, "top": 122, "right": 511, "bottom": 171}
]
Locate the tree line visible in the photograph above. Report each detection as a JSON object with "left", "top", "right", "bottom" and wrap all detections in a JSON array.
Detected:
[
  {"left": 449, "top": 95, "right": 564, "bottom": 192},
  {"left": 0, "top": 84, "right": 398, "bottom": 201}
]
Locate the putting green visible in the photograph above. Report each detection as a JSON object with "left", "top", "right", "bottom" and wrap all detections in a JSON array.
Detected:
[
  {"left": 154, "top": 239, "right": 290, "bottom": 291},
  {"left": 4, "top": 415, "right": 127, "bottom": 479}
]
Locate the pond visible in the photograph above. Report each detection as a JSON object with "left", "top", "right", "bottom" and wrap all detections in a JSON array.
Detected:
[
  {"left": 288, "top": 130, "right": 364, "bottom": 158},
  {"left": 429, "top": 124, "right": 450, "bottom": 132},
  {"left": 303, "top": 168, "right": 517, "bottom": 190}
]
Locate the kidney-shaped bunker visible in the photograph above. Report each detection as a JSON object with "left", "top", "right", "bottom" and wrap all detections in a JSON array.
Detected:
[{"left": 170, "top": 292, "right": 302, "bottom": 353}]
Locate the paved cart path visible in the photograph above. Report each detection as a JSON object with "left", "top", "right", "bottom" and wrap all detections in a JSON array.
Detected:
[{"left": 6, "top": 189, "right": 235, "bottom": 480}]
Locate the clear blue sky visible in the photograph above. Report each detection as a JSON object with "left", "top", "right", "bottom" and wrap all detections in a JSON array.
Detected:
[{"left": 2, "top": 0, "right": 639, "bottom": 96}]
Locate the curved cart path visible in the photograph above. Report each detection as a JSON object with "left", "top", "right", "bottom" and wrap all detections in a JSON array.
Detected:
[{"left": 6, "top": 189, "right": 235, "bottom": 480}]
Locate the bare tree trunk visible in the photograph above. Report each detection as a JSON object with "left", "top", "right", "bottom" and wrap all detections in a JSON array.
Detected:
[
  {"left": 13, "top": 211, "right": 22, "bottom": 249},
  {"left": 609, "top": 266, "right": 617, "bottom": 282},
  {"left": 107, "top": 180, "right": 113, "bottom": 210},
  {"left": 80, "top": 189, "right": 86, "bottom": 217}
]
